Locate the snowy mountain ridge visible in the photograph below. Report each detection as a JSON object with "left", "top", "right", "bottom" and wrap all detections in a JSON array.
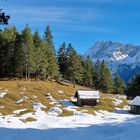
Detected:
[{"left": 85, "top": 41, "right": 140, "bottom": 82}]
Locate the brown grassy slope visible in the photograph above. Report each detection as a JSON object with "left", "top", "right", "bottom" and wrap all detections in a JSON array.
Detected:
[
  {"left": 0, "top": 80, "right": 128, "bottom": 116},
  {"left": 0, "top": 80, "right": 88, "bottom": 115}
]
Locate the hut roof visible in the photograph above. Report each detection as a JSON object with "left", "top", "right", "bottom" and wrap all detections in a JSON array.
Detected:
[
  {"left": 130, "top": 96, "right": 140, "bottom": 106},
  {"left": 75, "top": 90, "right": 100, "bottom": 99}
]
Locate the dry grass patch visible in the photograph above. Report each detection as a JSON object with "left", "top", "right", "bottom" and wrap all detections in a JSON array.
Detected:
[
  {"left": 21, "top": 117, "right": 37, "bottom": 123},
  {"left": 92, "top": 96, "right": 115, "bottom": 112},
  {"left": 59, "top": 109, "right": 74, "bottom": 117},
  {"left": 41, "top": 107, "right": 49, "bottom": 112}
]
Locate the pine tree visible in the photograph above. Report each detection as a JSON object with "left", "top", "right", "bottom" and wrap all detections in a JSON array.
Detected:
[
  {"left": 83, "top": 56, "right": 94, "bottom": 87},
  {"left": 93, "top": 60, "right": 101, "bottom": 89},
  {"left": 39, "top": 42, "right": 49, "bottom": 79},
  {"left": 13, "top": 31, "right": 24, "bottom": 77},
  {"left": 67, "top": 45, "right": 83, "bottom": 87},
  {"left": 44, "top": 25, "right": 59, "bottom": 81},
  {"left": 44, "top": 26, "right": 54, "bottom": 50},
  {"left": 33, "top": 31, "right": 44, "bottom": 79},
  {"left": 99, "top": 60, "right": 114, "bottom": 93},
  {"left": 78, "top": 55, "right": 85, "bottom": 85},
  {"left": 65, "top": 43, "right": 75, "bottom": 80},
  {"left": 33, "top": 31, "right": 41, "bottom": 78},
  {"left": 57, "top": 42, "right": 67, "bottom": 79},
  {"left": 126, "top": 75, "right": 140, "bottom": 98},
  {"left": 113, "top": 74, "right": 126, "bottom": 94},
  {"left": 0, "top": 27, "right": 17, "bottom": 77},
  {"left": 66, "top": 43, "right": 75, "bottom": 57},
  {"left": 21, "top": 25, "right": 35, "bottom": 80}
]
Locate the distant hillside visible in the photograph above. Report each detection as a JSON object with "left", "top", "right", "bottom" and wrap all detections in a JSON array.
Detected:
[{"left": 85, "top": 41, "right": 140, "bottom": 83}]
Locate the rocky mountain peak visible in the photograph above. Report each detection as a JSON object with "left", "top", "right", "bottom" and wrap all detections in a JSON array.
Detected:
[{"left": 85, "top": 41, "right": 140, "bottom": 83}]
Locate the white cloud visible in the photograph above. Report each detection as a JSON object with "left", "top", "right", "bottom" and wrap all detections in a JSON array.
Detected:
[
  {"left": 7, "top": 7, "right": 102, "bottom": 25},
  {"left": 3, "top": 1, "right": 118, "bottom": 34}
]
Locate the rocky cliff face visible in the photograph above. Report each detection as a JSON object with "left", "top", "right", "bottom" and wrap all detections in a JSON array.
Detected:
[{"left": 85, "top": 41, "right": 140, "bottom": 83}]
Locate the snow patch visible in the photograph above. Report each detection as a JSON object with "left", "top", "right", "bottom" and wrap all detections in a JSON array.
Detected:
[
  {"left": 5, "top": 89, "right": 8, "bottom": 92},
  {"left": 113, "top": 98, "right": 123, "bottom": 106},
  {"left": 13, "top": 108, "right": 28, "bottom": 114},
  {"left": 0, "top": 106, "right": 5, "bottom": 109},
  {"left": 46, "top": 93, "right": 56, "bottom": 101},
  {"left": 0, "top": 92, "right": 7, "bottom": 98},
  {"left": 32, "top": 102, "right": 46, "bottom": 110},
  {"left": 58, "top": 90, "right": 64, "bottom": 94},
  {"left": 48, "top": 107, "right": 62, "bottom": 116},
  {"left": 16, "top": 99, "right": 24, "bottom": 104},
  {"left": 49, "top": 101, "right": 59, "bottom": 105},
  {"left": 113, "top": 51, "right": 128, "bottom": 60},
  {"left": 16, "top": 96, "right": 29, "bottom": 104},
  {"left": 33, "top": 95, "right": 37, "bottom": 98},
  {"left": 23, "top": 96, "right": 29, "bottom": 100}
]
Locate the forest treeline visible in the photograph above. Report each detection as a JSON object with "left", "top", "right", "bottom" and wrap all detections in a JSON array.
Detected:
[{"left": 0, "top": 25, "right": 127, "bottom": 94}]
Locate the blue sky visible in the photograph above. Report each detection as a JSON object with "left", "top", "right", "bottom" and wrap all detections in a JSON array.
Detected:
[{"left": 1, "top": 0, "right": 140, "bottom": 54}]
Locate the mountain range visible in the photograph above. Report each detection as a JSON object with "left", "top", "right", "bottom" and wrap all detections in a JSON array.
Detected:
[{"left": 85, "top": 41, "right": 140, "bottom": 83}]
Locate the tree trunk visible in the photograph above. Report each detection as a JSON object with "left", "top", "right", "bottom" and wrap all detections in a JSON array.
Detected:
[
  {"left": 73, "top": 79, "right": 75, "bottom": 88},
  {"left": 28, "top": 70, "right": 30, "bottom": 80},
  {"left": 25, "top": 65, "right": 28, "bottom": 81}
]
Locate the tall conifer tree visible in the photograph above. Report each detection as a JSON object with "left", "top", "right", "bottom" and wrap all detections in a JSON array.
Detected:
[
  {"left": 44, "top": 25, "right": 59, "bottom": 81},
  {"left": 13, "top": 31, "right": 24, "bottom": 77},
  {"left": 126, "top": 75, "right": 140, "bottom": 98},
  {"left": 93, "top": 60, "right": 101, "bottom": 89},
  {"left": 67, "top": 45, "right": 83, "bottom": 87},
  {"left": 0, "top": 27, "right": 17, "bottom": 77},
  {"left": 21, "top": 25, "right": 35, "bottom": 80},
  {"left": 83, "top": 56, "right": 94, "bottom": 87},
  {"left": 99, "top": 60, "right": 113, "bottom": 93},
  {"left": 57, "top": 42, "right": 67, "bottom": 79},
  {"left": 113, "top": 74, "right": 126, "bottom": 94}
]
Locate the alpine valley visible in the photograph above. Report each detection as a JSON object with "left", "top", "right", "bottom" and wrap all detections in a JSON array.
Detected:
[{"left": 85, "top": 41, "right": 140, "bottom": 83}]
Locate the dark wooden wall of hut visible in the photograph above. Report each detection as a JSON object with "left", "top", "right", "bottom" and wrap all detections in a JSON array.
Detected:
[
  {"left": 130, "top": 105, "right": 140, "bottom": 114},
  {"left": 77, "top": 98, "right": 97, "bottom": 106}
]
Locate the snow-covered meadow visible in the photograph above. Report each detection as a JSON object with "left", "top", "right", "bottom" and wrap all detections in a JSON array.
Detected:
[
  {"left": 0, "top": 102, "right": 139, "bottom": 140},
  {"left": 0, "top": 82, "right": 139, "bottom": 140}
]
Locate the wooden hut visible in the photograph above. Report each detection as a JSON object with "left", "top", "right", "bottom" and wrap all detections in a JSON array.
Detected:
[
  {"left": 129, "top": 96, "right": 140, "bottom": 114},
  {"left": 74, "top": 90, "right": 100, "bottom": 106}
]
